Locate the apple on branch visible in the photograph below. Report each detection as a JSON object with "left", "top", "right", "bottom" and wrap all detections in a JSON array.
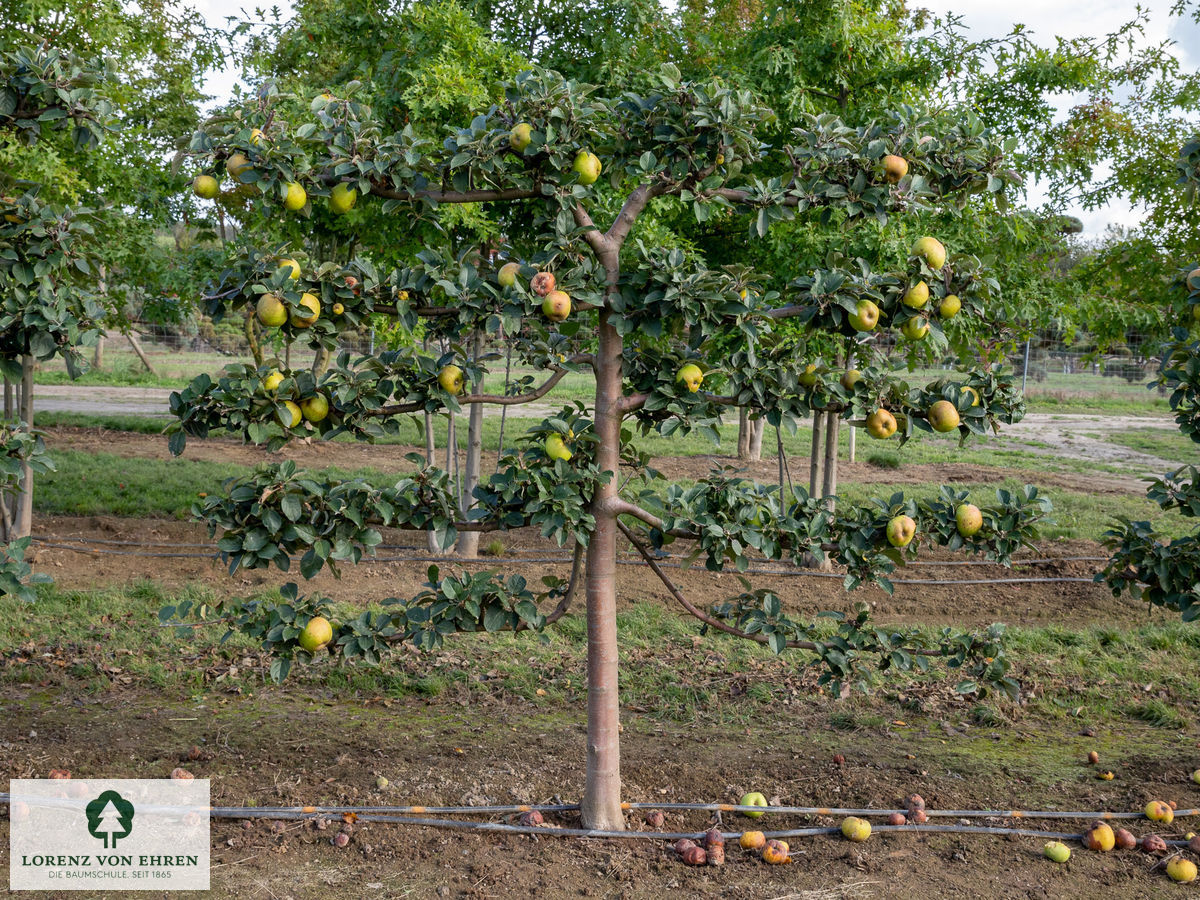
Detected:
[
  {"left": 438, "top": 365, "right": 465, "bottom": 396},
  {"left": 886, "top": 514, "right": 916, "bottom": 548},
  {"left": 676, "top": 363, "right": 704, "bottom": 393}
]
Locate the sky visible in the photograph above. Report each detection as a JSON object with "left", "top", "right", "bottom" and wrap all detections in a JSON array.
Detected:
[{"left": 193, "top": 0, "right": 1199, "bottom": 238}]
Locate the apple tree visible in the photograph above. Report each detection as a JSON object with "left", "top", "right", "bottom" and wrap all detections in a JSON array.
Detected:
[
  {"left": 0, "top": 44, "right": 111, "bottom": 554},
  {"left": 165, "top": 65, "right": 1050, "bottom": 830},
  {"left": 1097, "top": 140, "right": 1200, "bottom": 621}
]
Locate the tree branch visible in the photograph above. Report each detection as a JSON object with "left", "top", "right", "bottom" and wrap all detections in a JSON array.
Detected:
[
  {"left": 369, "top": 183, "right": 541, "bottom": 204},
  {"left": 606, "top": 182, "right": 670, "bottom": 248},
  {"left": 572, "top": 202, "right": 610, "bottom": 258}
]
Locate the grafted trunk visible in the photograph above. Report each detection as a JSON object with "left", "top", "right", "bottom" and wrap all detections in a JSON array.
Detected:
[
  {"left": 581, "top": 309, "right": 624, "bottom": 831},
  {"left": 456, "top": 334, "right": 484, "bottom": 558},
  {"left": 736, "top": 409, "right": 765, "bottom": 461}
]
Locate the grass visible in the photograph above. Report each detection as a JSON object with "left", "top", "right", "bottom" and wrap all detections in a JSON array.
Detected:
[
  {"left": 3, "top": 581, "right": 1199, "bottom": 743},
  {"left": 1104, "top": 428, "right": 1198, "bottom": 462}
]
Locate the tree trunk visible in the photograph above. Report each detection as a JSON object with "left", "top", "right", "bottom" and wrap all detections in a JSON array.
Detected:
[
  {"left": 737, "top": 409, "right": 764, "bottom": 461},
  {"left": 424, "top": 411, "right": 442, "bottom": 554},
  {"left": 456, "top": 334, "right": 484, "bottom": 558},
  {"left": 822, "top": 410, "right": 839, "bottom": 513},
  {"left": 4, "top": 377, "right": 12, "bottom": 419},
  {"left": 808, "top": 410, "right": 825, "bottom": 497},
  {"left": 13, "top": 355, "right": 34, "bottom": 538},
  {"left": 750, "top": 417, "right": 764, "bottom": 460},
  {"left": 845, "top": 353, "right": 856, "bottom": 464},
  {"left": 93, "top": 332, "right": 106, "bottom": 370},
  {"left": 581, "top": 309, "right": 624, "bottom": 831},
  {"left": 126, "top": 331, "right": 157, "bottom": 376},
  {"left": 311, "top": 346, "right": 330, "bottom": 378}
]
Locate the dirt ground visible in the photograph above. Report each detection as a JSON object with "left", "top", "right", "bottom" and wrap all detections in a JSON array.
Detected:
[{"left": 3, "top": 425, "right": 1196, "bottom": 898}]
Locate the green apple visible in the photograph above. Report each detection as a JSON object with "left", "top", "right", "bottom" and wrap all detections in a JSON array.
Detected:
[
  {"left": 290, "top": 292, "right": 320, "bottom": 327},
  {"left": 263, "top": 370, "right": 285, "bottom": 392},
  {"left": 902, "top": 281, "right": 929, "bottom": 308},
  {"left": 840, "top": 816, "right": 871, "bottom": 842},
  {"left": 848, "top": 298, "right": 880, "bottom": 332},
  {"left": 886, "top": 514, "right": 916, "bottom": 548},
  {"left": 939, "top": 294, "right": 961, "bottom": 318},
  {"left": 542, "top": 290, "right": 571, "bottom": 322},
  {"left": 739, "top": 792, "right": 768, "bottom": 819},
  {"left": 955, "top": 503, "right": 983, "bottom": 537},
  {"left": 498, "top": 262, "right": 521, "bottom": 287},
  {"left": 912, "top": 236, "right": 946, "bottom": 269},
  {"left": 225, "top": 152, "right": 251, "bottom": 178},
  {"left": 545, "top": 434, "right": 573, "bottom": 462},
  {"left": 510, "top": 123, "right": 533, "bottom": 152},
  {"left": 840, "top": 369, "right": 862, "bottom": 390},
  {"left": 438, "top": 365, "right": 465, "bottom": 396},
  {"left": 256, "top": 293, "right": 288, "bottom": 328},
  {"left": 882, "top": 154, "right": 908, "bottom": 183},
  {"left": 676, "top": 363, "right": 704, "bottom": 393},
  {"left": 283, "top": 182, "right": 307, "bottom": 211},
  {"left": 330, "top": 182, "right": 357, "bottom": 213},
  {"left": 277, "top": 258, "right": 301, "bottom": 279},
  {"left": 298, "top": 616, "right": 332, "bottom": 652},
  {"left": 1043, "top": 841, "right": 1071, "bottom": 863},
  {"left": 927, "top": 400, "right": 960, "bottom": 433},
  {"left": 1192, "top": 769, "right": 1200, "bottom": 785},
  {"left": 573, "top": 150, "right": 602, "bottom": 185},
  {"left": 901, "top": 317, "right": 929, "bottom": 340},
  {"left": 798, "top": 363, "right": 820, "bottom": 387},
  {"left": 300, "top": 394, "right": 329, "bottom": 423},
  {"left": 192, "top": 175, "right": 219, "bottom": 199},
  {"left": 279, "top": 400, "right": 302, "bottom": 428},
  {"left": 865, "top": 409, "right": 897, "bottom": 439}
]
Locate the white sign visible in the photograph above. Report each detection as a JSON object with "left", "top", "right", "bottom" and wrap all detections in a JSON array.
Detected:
[{"left": 8, "top": 779, "right": 210, "bottom": 890}]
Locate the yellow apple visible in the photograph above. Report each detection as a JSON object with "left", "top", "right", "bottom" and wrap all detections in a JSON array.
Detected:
[
  {"left": 256, "top": 293, "right": 288, "bottom": 328},
  {"left": 277, "top": 258, "right": 301, "bottom": 279},
  {"left": 848, "top": 298, "right": 880, "bottom": 332},
  {"left": 1168, "top": 857, "right": 1198, "bottom": 883},
  {"left": 955, "top": 503, "right": 983, "bottom": 537},
  {"left": 901, "top": 317, "right": 929, "bottom": 340},
  {"left": 330, "top": 182, "right": 357, "bottom": 213},
  {"left": 865, "top": 409, "right": 897, "bottom": 439},
  {"left": 962, "top": 386, "right": 981, "bottom": 407},
  {"left": 1084, "top": 822, "right": 1115, "bottom": 852},
  {"left": 798, "top": 363, "right": 820, "bottom": 387},
  {"left": 676, "top": 363, "right": 704, "bottom": 392},
  {"left": 279, "top": 400, "right": 302, "bottom": 428},
  {"left": 510, "top": 123, "right": 533, "bottom": 152},
  {"left": 840, "top": 369, "right": 862, "bottom": 390},
  {"left": 1145, "top": 800, "right": 1174, "bottom": 824},
  {"left": 248, "top": 128, "right": 264, "bottom": 146},
  {"left": 332, "top": 302, "right": 344, "bottom": 315},
  {"left": 545, "top": 434, "right": 573, "bottom": 462},
  {"left": 840, "top": 816, "right": 871, "bottom": 842},
  {"left": 902, "top": 281, "right": 930, "bottom": 308},
  {"left": 927, "top": 400, "right": 960, "bottom": 432},
  {"left": 298, "top": 616, "right": 332, "bottom": 652},
  {"left": 300, "top": 394, "right": 329, "bottom": 423},
  {"left": 263, "top": 370, "right": 285, "bottom": 392},
  {"left": 882, "top": 154, "right": 908, "bottom": 183},
  {"left": 498, "top": 262, "right": 521, "bottom": 287},
  {"left": 887, "top": 514, "right": 916, "bottom": 547},
  {"left": 283, "top": 182, "right": 307, "bottom": 211},
  {"left": 912, "top": 237, "right": 947, "bottom": 269},
  {"left": 573, "top": 150, "right": 602, "bottom": 185},
  {"left": 226, "top": 152, "right": 251, "bottom": 178},
  {"left": 192, "top": 175, "right": 219, "bottom": 199},
  {"left": 939, "top": 294, "right": 961, "bottom": 318},
  {"left": 290, "top": 293, "right": 320, "bottom": 327},
  {"left": 542, "top": 290, "right": 571, "bottom": 322},
  {"left": 438, "top": 365, "right": 465, "bottom": 395}
]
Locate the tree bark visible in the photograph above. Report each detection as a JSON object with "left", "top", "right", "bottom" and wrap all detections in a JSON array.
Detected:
[
  {"left": 808, "top": 410, "right": 825, "bottom": 497},
  {"left": 456, "top": 333, "right": 484, "bottom": 558},
  {"left": 581, "top": 308, "right": 624, "bottom": 832},
  {"left": 93, "top": 332, "right": 105, "bottom": 370},
  {"left": 244, "top": 310, "right": 263, "bottom": 366},
  {"left": 822, "top": 410, "right": 839, "bottom": 513},
  {"left": 14, "top": 355, "right": 34, "bottom": 538},
  {"left": 737, "top": 409, "right": 764, "bottom": 461},
  {"left": 4, "top": 377, "right": 12, "bottom": 419}
]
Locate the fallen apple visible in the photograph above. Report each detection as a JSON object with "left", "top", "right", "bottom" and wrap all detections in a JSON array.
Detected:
[
  {"left": 676, "top": 363, "right": 704, "bottom": 393},
  {"left": 1193, "top": 769, "right": 1200, "bottom": 785},
  {"left": 298, "top": 616, "right": 332, "bottom": 652},
  {"left": 1167, "top": 857, "right": 1198, "bottom": 883},
  {"left": 927, "top": 400, "right": 961, "bottom": 433},
  {"left": 865, "top": 409, "right": 898, "bottom": 439},
  {"left": 886, "top": 514, "right": 916, "bottom": 548},
  {"left": 1043, "top": 841, "right": 1071, "bottom": 863},
  {"left": 739, "top": 831, "right": 765, "bottom": 851},
  {"left": 1085, "top": 822, "right": 1114, "bottom": 852},
  {"left": 1114, "top": 828, "right": 1136, "bottom": 850},
  {"left": 848, "top": 298, "right": 880, "bottom": 331},
  {"left": 1087, "top": 750, "right": 1100, "bottom": 765},
  {"left": 887, "top": 812, "right": 907, "bottom": 826},
  {"left": 438, "top": 365, "right": 465, "bottom": 396},
  {"left": 1146, "top": 800, "right": 1174, "bottom": 824},
  {"left": 840, "top": 816, "right": 871, "bottom": 842},
  {"left": 761, "top": 839, "right": 790, "bottom": 864},
  {"left": 739, "top": 792, "right": 768, "bottom": 819}
]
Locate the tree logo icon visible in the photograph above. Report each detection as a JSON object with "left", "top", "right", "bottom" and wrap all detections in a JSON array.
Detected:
[{"left": 85, "top": 790, "right": 135, "bottom": 849}]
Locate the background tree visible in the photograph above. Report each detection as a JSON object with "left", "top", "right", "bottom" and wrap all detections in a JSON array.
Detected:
[{"left": 166, "top": 62, "right": 1050, "bottom": 830}]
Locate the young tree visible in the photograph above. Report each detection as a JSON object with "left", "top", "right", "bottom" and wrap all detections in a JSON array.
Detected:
[
  {"left": 166, "top": 65, "right": 1049, "bottom": 830},
  {"left": 0, "top": 44, "right": 112, "bottom": 541}
]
